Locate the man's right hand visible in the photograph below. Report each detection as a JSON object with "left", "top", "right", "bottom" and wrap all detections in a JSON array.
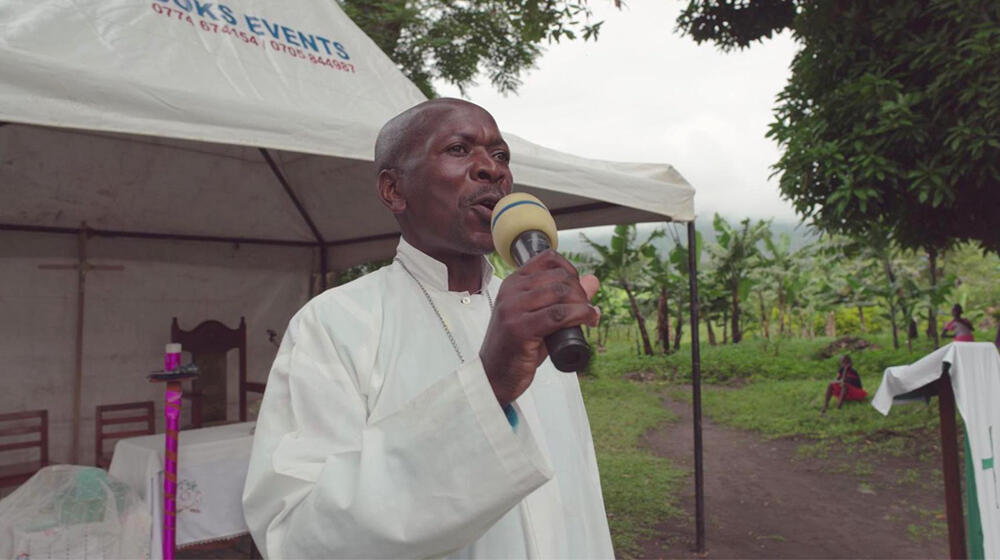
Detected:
[{"left": 479, "top": 251, "right": 599, "bottom": 407}]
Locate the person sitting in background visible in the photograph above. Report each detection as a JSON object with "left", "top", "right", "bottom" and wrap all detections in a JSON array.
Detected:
[
  {"left": 941, "top": 303, "right": 975, "bottom": 342},
  {"left": 821, "top": 355, "right": 867, "bottom": 413}
]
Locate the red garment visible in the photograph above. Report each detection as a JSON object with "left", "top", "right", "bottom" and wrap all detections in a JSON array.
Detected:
[
  {"left": 944, "top": 319, "right": 975, "bottom": 341},
  {"left": 832, "top": 383, "right": 868, "bottom": 401},
  {"left": 836, "top": 367, "right": 863, "bottom": 389}
]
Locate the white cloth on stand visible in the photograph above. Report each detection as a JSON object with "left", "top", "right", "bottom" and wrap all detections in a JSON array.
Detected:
[
  {"left": 872, "top": 342, "right": 1000, "bottom": 558},
  {"left": 243, "top": 238, "right": 613, "bottom": 558},
  {"left": 109, "top": 422, "right": 255, "bottom": 557}
]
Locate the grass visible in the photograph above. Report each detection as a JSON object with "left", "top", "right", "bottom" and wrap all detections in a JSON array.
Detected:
[
  {"left": 699, "top": 379, "right": 939, "bottom": 444},
  {"left": 591, "top": 329, "right": 943, "bottom": 384},
  {"left": 592, "top": 329, "right": 947, "bottom": 451},
  {"left": 579, "top": 355, "right": 686, "bottom": 558},
  {"left": 582, "top": 328, "right": 955, "bottom": 553}
]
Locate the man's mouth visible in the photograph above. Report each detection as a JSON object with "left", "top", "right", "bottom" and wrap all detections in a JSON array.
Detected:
[
  {"left": 470, "top": 195, "right": 500, "bottom": 220},
  {"left": 476, "top": 198, "right": 498, "bottom": 212}
]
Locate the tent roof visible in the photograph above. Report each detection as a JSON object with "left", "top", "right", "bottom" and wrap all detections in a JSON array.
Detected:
[{"left": 0, "top": 0, "right": 694, "bottom": 268}]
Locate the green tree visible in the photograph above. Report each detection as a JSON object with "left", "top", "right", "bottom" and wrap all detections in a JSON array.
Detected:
[
  {"left": 709, "top": 214, "right": 769, "bottom": 344},
  {"left": 340, "top": 0, "right": 616, "bottom": 97},
  {"left": 760, "top": 231, "right": 812, "bottom": 338},
  {"left": 563, "top": 250, "right": 631, "bottom": 351},
  {"left": 676, "top": 0, "right": 796, "bottom": 51},
  {"left": 665, "top": 227, "right": 703, "bottom": 350},
  {"left": 697, "top": 268, "right": 729, "bottom": 346},
  {"left": 581, "top": 224, "right": 663, "bottom": 356},
  {"left": 822, "top": 231, "right": 929, "bottom": 349},
  {"left": 941, "top": 243, "right": 1000, "bottom": 334},
  {"left": 838, "top": 269, "right": 879, "bottom": 335},
  {"left": 647, "top": 245, "right": 678, "bottom": 354},
  {"left": 677, "top": 0, "right": 1000, "bottom": 255}
]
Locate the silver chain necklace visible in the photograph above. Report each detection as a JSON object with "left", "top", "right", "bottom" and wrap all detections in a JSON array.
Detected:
[{"left": 395, "top": 258, "right": 494, "bottom": 364}]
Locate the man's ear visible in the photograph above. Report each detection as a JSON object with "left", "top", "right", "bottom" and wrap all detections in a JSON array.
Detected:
[{"left": 377, "top": 169, "right": 406, "bottom": 214}]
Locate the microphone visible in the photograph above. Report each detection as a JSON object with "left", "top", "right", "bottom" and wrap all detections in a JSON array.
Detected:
[{"left": 491, "top": 193, "right": 591, "bottom": 373}]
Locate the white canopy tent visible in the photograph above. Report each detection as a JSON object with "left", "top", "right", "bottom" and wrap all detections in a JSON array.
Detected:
[{"left": 0, "top": 0, "right": 700, "bottom": 511}]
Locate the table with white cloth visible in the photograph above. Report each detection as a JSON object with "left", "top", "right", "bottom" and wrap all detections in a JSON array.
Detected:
[{"left": 108, "top": 421, "right": 255, "bottom": 558}]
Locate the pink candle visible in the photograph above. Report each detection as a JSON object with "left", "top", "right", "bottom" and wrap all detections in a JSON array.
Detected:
[{"left": 164, "top": 343, "right": 181, "bottom": 372}]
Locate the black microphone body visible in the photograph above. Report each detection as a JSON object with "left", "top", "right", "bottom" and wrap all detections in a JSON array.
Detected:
[{"left": 510, "top": 230, "right": 591, "bottom": 373}]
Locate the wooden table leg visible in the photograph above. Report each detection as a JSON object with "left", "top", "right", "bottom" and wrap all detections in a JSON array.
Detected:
[{"left": 938, "top": 369, "right": 967, "bottom": 560}]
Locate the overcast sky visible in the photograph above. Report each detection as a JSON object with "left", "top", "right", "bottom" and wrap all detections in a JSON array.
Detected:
[{"left": 436, "top": 1, "right": 802, "bottom": 224}]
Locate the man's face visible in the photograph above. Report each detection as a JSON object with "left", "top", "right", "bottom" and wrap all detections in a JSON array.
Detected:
[{"left": 397, "top": 103, "right": 513, "bottom": 258}]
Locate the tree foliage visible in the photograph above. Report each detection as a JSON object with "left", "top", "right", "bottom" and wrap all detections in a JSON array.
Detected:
[
  {"left": 677, "top": 0, "right": 1000, "bottom": 254},
  {"left": 523, "top": 220, "right": 994, "bottom": 351},
  {"left": 339, "top": 0, "right": 613, "bottom": 97},
  {"left": 581, "top": 224, "right": 663, "bottom": 356},
  {"left": 676, "top": 0, "right": 796, "bottom": 51},
  {"left": 710, "top": 214, "right": 770, "bottom": 343},
  {"left": 759, "top": 232, "right": 812, "bottom": 337}
]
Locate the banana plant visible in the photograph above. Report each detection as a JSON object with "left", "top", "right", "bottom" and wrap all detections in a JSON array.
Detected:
[
  {"left": 709, "top": 214, "right": 769, "bottom": 343},
  {"left": 581, "top": 224, "right": 663, "bottom": 355}
]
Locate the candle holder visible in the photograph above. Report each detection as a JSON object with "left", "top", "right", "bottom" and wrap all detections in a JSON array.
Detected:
[{"left": 146, "top": 344, "right": 199, "bottom": 560}]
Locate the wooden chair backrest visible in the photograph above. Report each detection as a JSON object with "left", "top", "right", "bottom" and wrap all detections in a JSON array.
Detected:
[
  {"left": 171, "top": 317, "right": 259, "bottom": 423},
  {"left": 0, "top": 409, "right": 49, "bottom": 488},
  {"left": 95, "top": 401, "right": 155, "bottom": 468}
]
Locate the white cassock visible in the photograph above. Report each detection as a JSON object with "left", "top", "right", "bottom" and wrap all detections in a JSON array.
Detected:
[{"left": 243, "top": 238, "right": 613, "bottom": 559}]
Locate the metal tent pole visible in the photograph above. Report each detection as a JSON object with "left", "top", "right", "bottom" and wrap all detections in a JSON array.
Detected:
[
  {"left": 687, "top": 220, "right": 705, "bottom": 554},
  {"left": 259, "top": 148, "right": 328, "bottom": 290}
]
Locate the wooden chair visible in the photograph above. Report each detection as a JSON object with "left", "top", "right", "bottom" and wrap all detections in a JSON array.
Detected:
[
  {"left": 171, "top": 317, "right": 261, "bottom": 426},
  {"left": 0, "top": 409, "right": 49, "bottom": 492},
  {"left": 95, "top": 401, "right": 155, "bottom": 469}
]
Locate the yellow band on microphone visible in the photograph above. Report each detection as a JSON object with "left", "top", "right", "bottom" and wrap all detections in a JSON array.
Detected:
[{"left": 491, "top": 192, "right": 558, "bottom": 267}]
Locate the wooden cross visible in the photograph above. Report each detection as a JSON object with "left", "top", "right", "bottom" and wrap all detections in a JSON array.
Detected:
[{"left": 37, "top": 223, "right": 123, "bottom": 464}]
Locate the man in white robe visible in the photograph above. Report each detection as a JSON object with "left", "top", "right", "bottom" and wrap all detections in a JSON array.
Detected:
[{"left": 243, "top": 98, "right": 614, "bottom": 558}]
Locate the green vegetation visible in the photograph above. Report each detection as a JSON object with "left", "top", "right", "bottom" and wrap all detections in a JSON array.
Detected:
[
  {"left": 590, "top": 330, "right": 944, "bottom": 443},
  {"left": 339, "top": 0, "right": 617, "bottom": 97},
  {"left": 699, "top": 379, "right": 937, "bottom": 442},
  {"left": 578, "top": 346, "right": 686, "bottom": 557},
  {"left": 669, "top": 1, "right": 1000, "bottom": 353},
  {"left": 583, "top": 329, "right": 963, "bottom": 385},
  {"left": 574, "top": 217, "right": 998, "bottom": 357},
  {"left": 678, "top": 0, "right": 1000, "bottom": 255},
  {"left": 582, "top": 329, "right": 956, "bottom": 553}
]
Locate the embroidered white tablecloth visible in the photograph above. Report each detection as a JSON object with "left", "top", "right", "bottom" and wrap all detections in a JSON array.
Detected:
[{"left": 109, "top": 422, "right": 255, "bottom": 558}]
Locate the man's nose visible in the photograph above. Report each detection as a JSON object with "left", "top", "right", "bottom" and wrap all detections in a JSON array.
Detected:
[{"left": 471, "top": 149, "right": 505, "bottom": 183}]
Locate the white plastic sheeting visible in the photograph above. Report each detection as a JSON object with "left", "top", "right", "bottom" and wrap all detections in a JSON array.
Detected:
[
  {"left": 0, "top": 465, "right": 151, "bottom": 559},
  {"left": 0, "top": 0, "right": 696, "bottom": 464}
]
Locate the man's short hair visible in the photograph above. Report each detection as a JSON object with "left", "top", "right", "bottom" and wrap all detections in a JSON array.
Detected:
[{"left": 374, "top": 98, "right": 479, "bottom": 174}]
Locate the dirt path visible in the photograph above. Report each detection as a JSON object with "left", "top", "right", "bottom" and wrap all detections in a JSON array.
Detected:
[{"left": 640, "top": 394, "right": 948, "bottom": 559}]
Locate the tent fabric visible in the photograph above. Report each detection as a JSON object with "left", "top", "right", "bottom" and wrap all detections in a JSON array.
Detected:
[
  {"left": 872, "top": 342, "right": 1000, "bottom": 558},
  {"left": 0, "top": 231, "right": 311, "bottom": 465},
  {"left": 0, "top": 0, "right": 695, "bottom": 465},
  {"left": 0, "top": 0, "right": 695, "bottom": 253}
]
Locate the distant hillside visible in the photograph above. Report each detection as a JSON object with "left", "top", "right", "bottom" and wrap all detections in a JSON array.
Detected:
[{"left": 557, "top": 216, "right": 817, "bottom": 259}]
